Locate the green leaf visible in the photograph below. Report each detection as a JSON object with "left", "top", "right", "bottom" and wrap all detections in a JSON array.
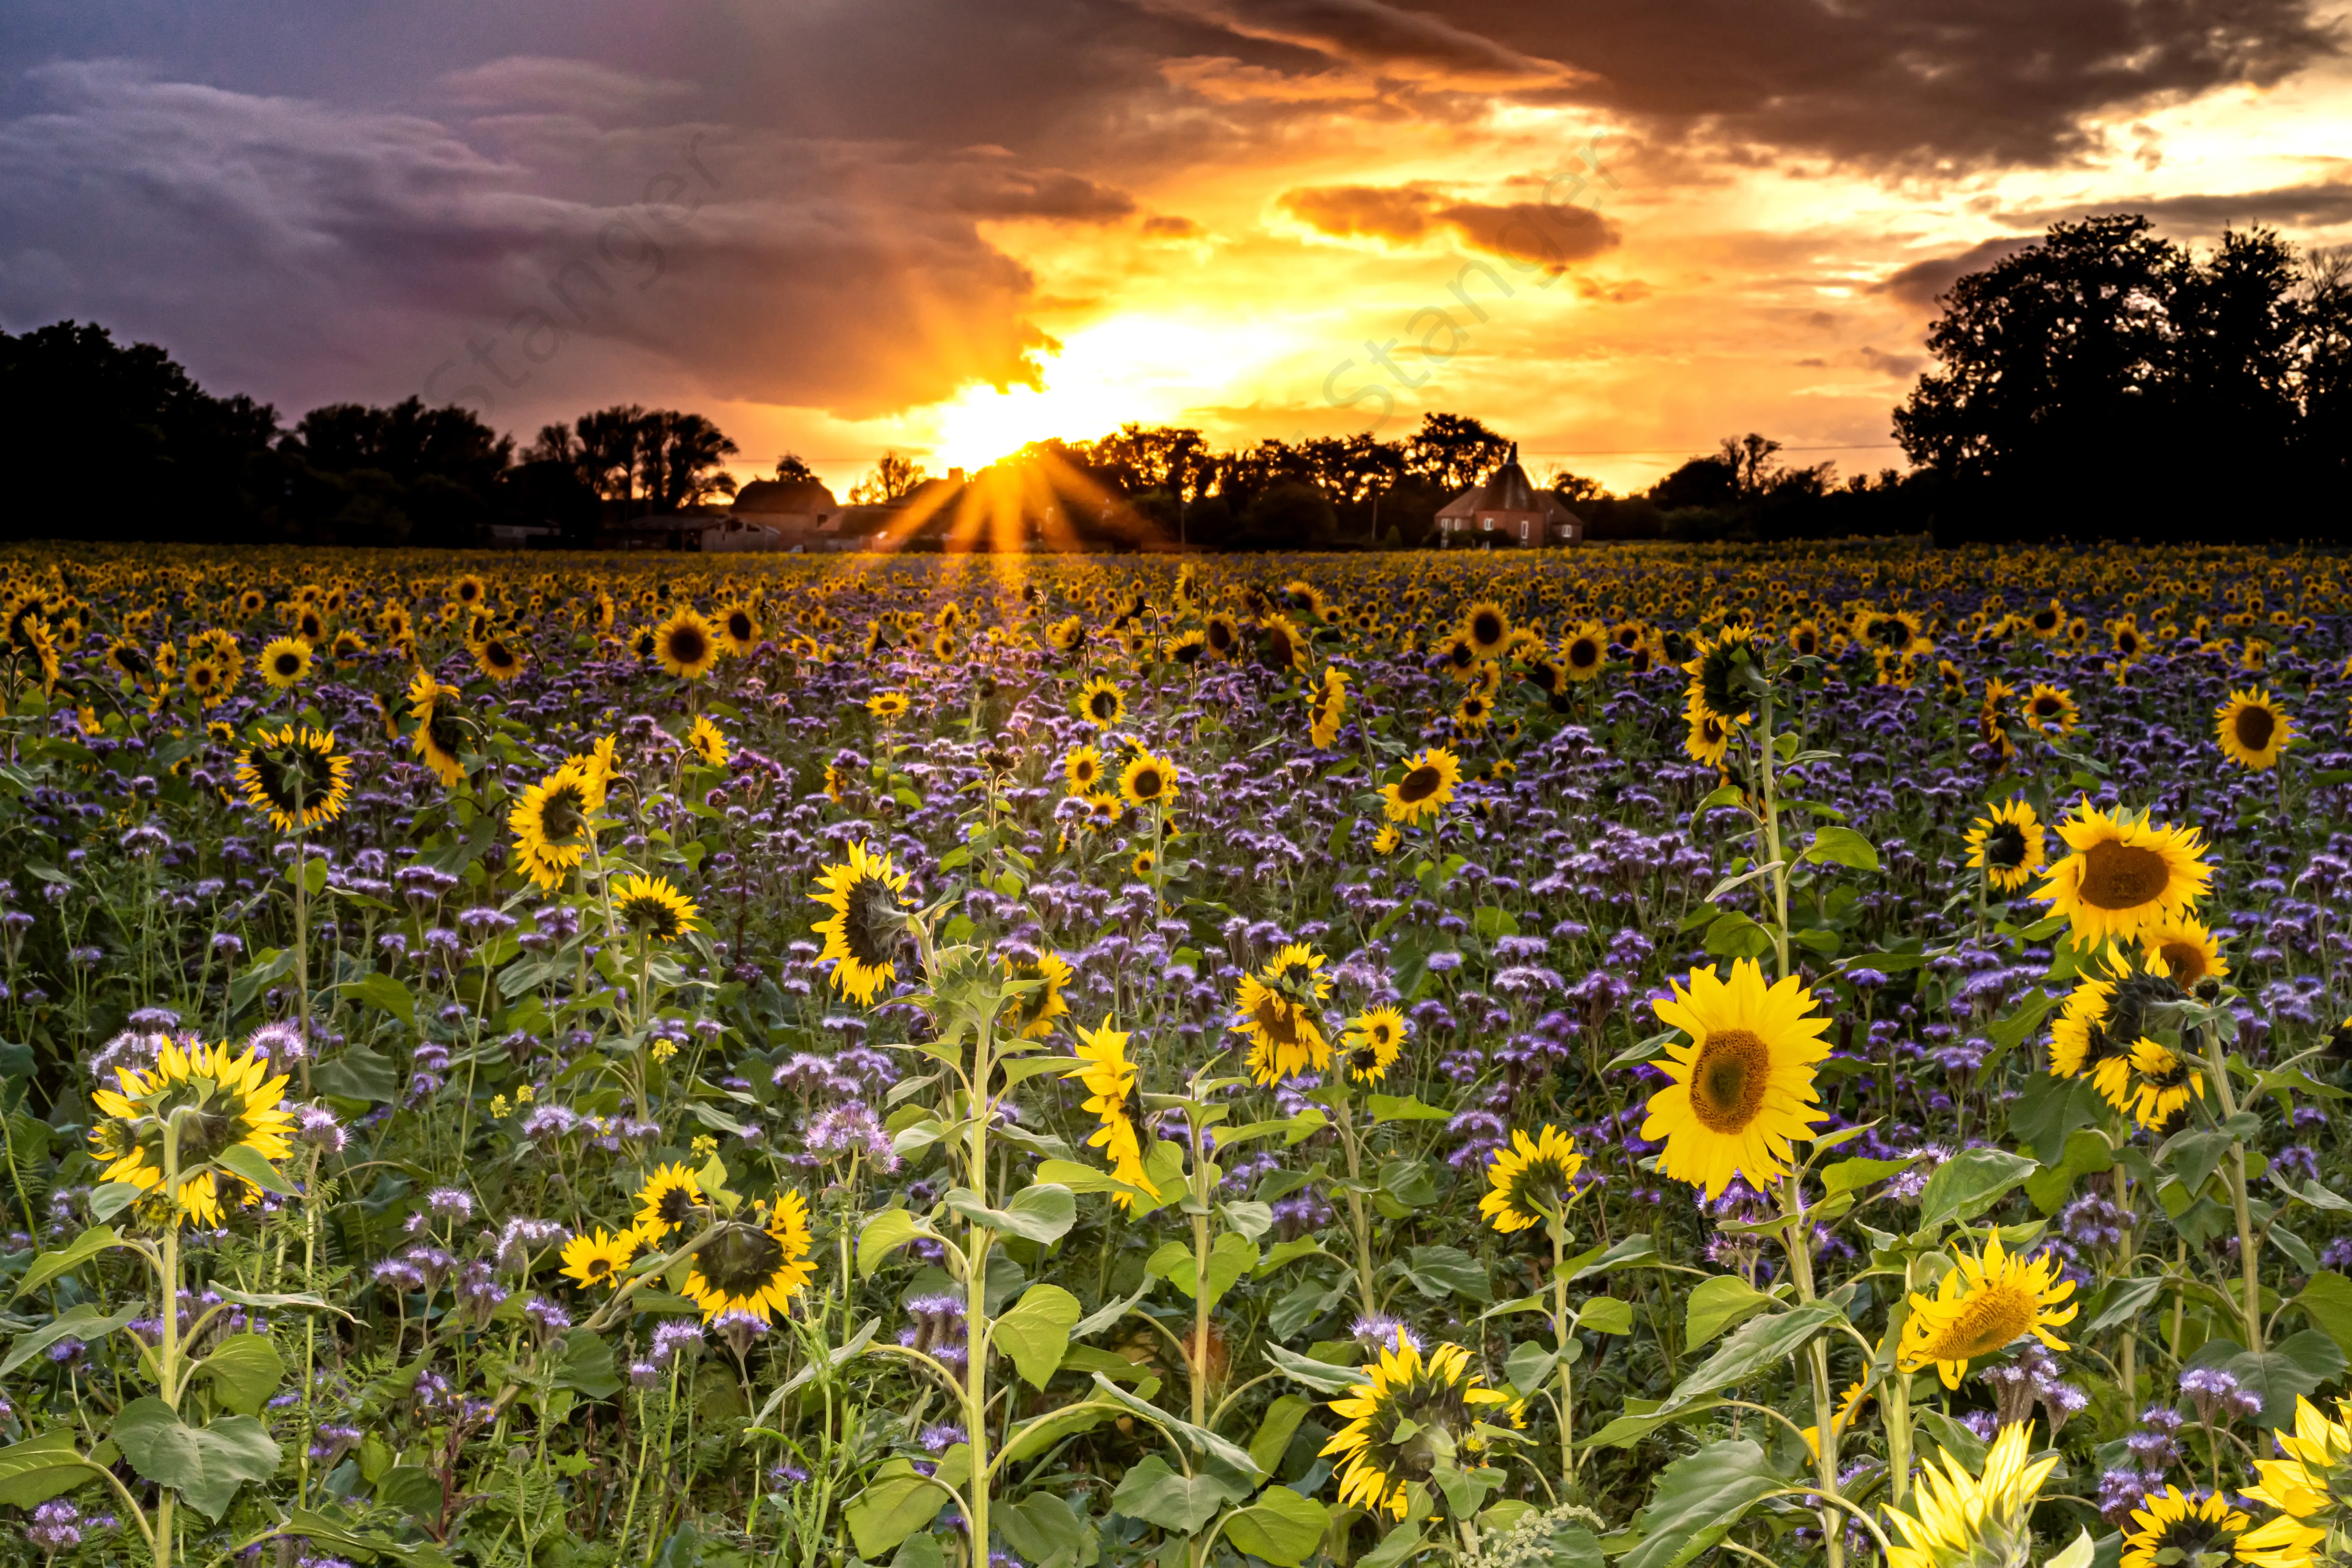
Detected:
[
  {"left": 1621, "top": 1438, "right": 1791, "bottom": 1568},
  {"left": 1357, "top": 1525, "right": 1429, "bottom": 1568},
  {"left": 2085, "top": 1276, "right": 2168, "bottom": 1337},
  {"left": 997, "top": 1494, "right": 1096, "bottom": 1568},
  {"left": 1109, "top": 1455, "right": 1246, "bottom": 1534},
  {"left": 111, "top": 1398, "right": 282, "bottom": 1520},
  {"left": 1367, "top": 1094, "right": 1451, "bottom": 1123},
  {"left": 993, "top": 1283, "right": 1082, "bottom": 1389},
  {"left": 1505, "top": 1342, "right": 1556, "bottom": 1396},
  {"left": 1404, "top": 1244, "right": 1492, "bottom": 1303},
  {"left": 2157, "top": 1126, "right": 2241, "bottom": 1198},
  {"left": 1247, "top": 1395, "right": 1314, "bottom": 1477},
  {"left": 1802, "top": 826, "right": 1880, "bottom": 872},
  {"left": 13, "top": 1225, "right": 123, "bottom": 1298},
  {"left": 1683, "top": 1276, "right": 1778, "bottom": 1350},
  {"left": 1088, "top": 1373, "right": 1263, "bottom": 1492},
  {"left": 1579, "top": 1397, "right": 1729, "bottom": 1451},
  {"left": 2, "top": 1302, "right": 140, "bottom": 1376},
  {"left": 338, "top": 971, "right": 418, "bottom": 1031},
  {"left": 195, "top": 1334, "right": 285, "bottom": 1416},
  {"left": 1820, "top": 1156, "right": 1915, "bottom": 1197},
  {"left": 845, "top": 1464, "right": 956, "bottom": 1558},
  {"left": 0, "top": 1430, "right": 104, "bottom": 1509},
  {"left": 1917, "top": 1147, "right": 2039, "bottom": 1231},
  {"left": 2026, "top": 1128, "right": 2115, "bottom": 1215},
  {"left": 857, "top": 1209, "right": 930, "bottom": 1277},
  {"left": 1149, "top": 1232, "right": 1258, "bottom": 1308},
  {"left": 1264, "top": 1341, "right": 1362, "bottom": 1395},
  {"left": 2227, "top": 1332, "right": 2348, "bottom": 1431},
  {"left": 1914, "top": 1408, "right": 1986, "bottom": 1471},
  {"left": 555, "top": 1327, "right": 623, "bottom": 1399},
  {"left": 1569, "top": 1233, "right": 1660, "bottom": 1281},
  {"left": 314, "top": 1044, "right": 399, "bottom": 1105},
  {"left": 2007, "top": 1073, "right": 2106, "bottom": 1166},
  {"left": 2296, "top": 1273, "right": 2352, "bottom": 1360},
  {"left": 1223, "top": 1486, "right": 1331, "bottom": 1567},
  {"left": 2046, "top": 1529, "right": 2095, "bottom": 1568},
  {"left": 279, "top": 1506, "right": 456, "bottom": 1567},
  {"left": 1577, "top": 1296, "right": 1634, "bottom": 1335},
  {"left": 213, "top": 1141, "right": 298, "bottom": 1198},
  {"left": 893, "top": 1533, "right": 945, "bottom": 1568},
  {"left": 998, "top": 1400, "right": 1117, "bottom": 1469},
  {"left": 1029, "top": 1159, "right": 1154, "bottom": 1205},
  {"left": 1659, "top": 1301, "right": 1845, "bottom": 1415}
]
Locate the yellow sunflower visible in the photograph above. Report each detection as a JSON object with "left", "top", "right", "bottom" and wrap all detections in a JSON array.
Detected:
[
  {"left": 560, "top": 1227, "right": 640, "bottom": 1291},
  {"left": 688, "top": 715, "right": 729, "bottom": 768},
  {"left": 407, "top": 669, "right": 467, "bottom": 786},
  {"left": 2215, "top": 688, "right": 2293, "bottom": 770},
  {"left": 235, "top": 724, "right": 354, "bottom": 834},
  {"left": 1076, "top": 676, "right": 1126, "bottom": 730},
  {"left": 2022, "top": 682, "right": 2078, "bottom": 735},
  {"left": 1309, "top": 666, "right": 1350, "bottom": 750},
  {"left": 1638, "top": 959, "right": 1831, "bottom": 1198},
  {"left": 1234, "top": 943, "right": 1331, "bottom": 1086},
  {"left": 1382, "top": 747, "right": 1460, "bottom": 826},
  {"left": 867, "top": 691, "right": 910, "bottom": 721},
  {"left": 510, "top": 762, "right": 604, "bottom": 892},
  {"left": 613, "top": 874, "right": 701, "bottom": 943},
  {"left": 1477, "top": 1126, "right": 1584, "bottom": 1233},
  {"left": 1002, "top": 951, "right": 1074, "bottom": 1041},
  {"left": 2241, "top": 1395, "right": 2352, "bottom": 1568},
  {"left": 1460, "top": 600, "right": 1512, "bottom": 658},
  {"left": 1064, "top": 1018, "right": 1158, "bottom": 1210},
  {"left": 1341, "top": 1006, "right": 1409, "bottom": 1084},
  {"left": 88, "top": 1040, "right": 293, "bottom": 1227},
  {"left": 2122, "top": 1485, "right": 2247, "bottom": 1568},
  {"left": 2034, "top": 804, "right": 2212, "bottom": 947},
  {"left": 259, "top": 635, "right": 312, "bottom": 690},
  {"left": 2141, "top": 913, "right": 2228, "bottom": 987},
  {"left": 1897, "top": 1233, "right": 2077, "bottom": 1388},
  {"left": 634, "top": 1162, "right": 707, "bottom": 1240},
  {"left": 1963, "top": 799, "right": 2048, "bottom": 893},
  {"left": 1321, "top": 1333, "right": 1517, "bottom": 1521},
  {"left": 653, "top": 608, "right": 722, "bottom": 680},
  {"left": 715, "top": 602, "right": 761, "bottom": 654},
  {"left": 1559, "top": 620, "right": 1608, "bottom": 682},
  {"left": 1064, "top": 745, "right": 1105, "bottom": 795},
  {"left": 1882, "top": 1422, "right": 2059, "bottom": 1568},
  {"left": 474, "top": 636, "right": 525, "bottom": 683},
  {"left": 1118, "top": 750, "right": 1179, "bottom": 811},
  {"left": 684, "top": 1192, "right": 816, "bottom": 1322},
  {"left": 811, "top": 840, "right": 912, "bottom": 1004}
]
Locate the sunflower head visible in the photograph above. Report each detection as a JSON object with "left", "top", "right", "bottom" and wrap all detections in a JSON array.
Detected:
[
  {"left": 614, "top": 874, "right": 701, "bottom": 944},
  {"left": 1002, "top": 951, "right": 1074, "bottom": 1040},
  {"left": 1119, "top": 750, "right": 1178, "bottom": 810},
  {"left": 1343, "top": 1006, "right": 1409, "bottom": 1084},
  {"left": 1478, "top": 1126, "right": 1584, "bottom": 1233},
  {"left": 1064, "top": 746, "right": 1104, "bottom": 794},
  {"left": 1461, "top": 600, "right": 1511, "bottom": 656},
  {"left": 1638, "top": 959, "right": 1831, "bottom": 1198},
  {"left": 2035, "top": 804, "right": 2211, "bottom": 948},
  {"left": 236, "top": 724, "right": 354, "bottom": 835},
  {"left": 1321, "top": 1333, "right": 1518, "bottom": 1521},
  {"left": 684, "top": 1193, "right": 816, "bottom": 1322},
  {"left": 688, "top": 715, "right": 729, "bottom": 768},
  {"left": 1684, "top": 626, "right": 1762, "bottom": 723},
  {"left": 654, "top": 609, "right": 721, "bottom": 680},
  {"left": 2216, "top": 688, "right": 2293, "bottom": 771},
  {"left": 88, "top": 1039, "right": 294, "bottom": 1227},
  {"left": 1898, "top": 1233, "right": 2077, "bottom": 1389},
  {"left": 1065, "top": 1018, "right": 1158, "bottom": 1209},
  {"left": 812, "top": 840, "right": 912, "bottom": 1004},
  {"left": 2122, "top": 1487, "right": 2249, "bottom": 1568},
  {"left": 1882, "top": 1422, "right": 2059, "bottom": 1568},
  {"left": 1382, "top": 747, "right": 1461, "bottom": 826},
  {"left": 1078, "top": 676, "right": 1126, "bottom": 730},
  {"left": 635, "top": 1162, "right": 708, "bottom": 1239},
  {"left": 560, "top": 1226, "right": 641, "bottom": 1291},
  {"left": 1964, "top": 799, "right": 2048, "bottom": 893},
  {"left": 259, "top": 635, "right": 313, "bottom": 690}
]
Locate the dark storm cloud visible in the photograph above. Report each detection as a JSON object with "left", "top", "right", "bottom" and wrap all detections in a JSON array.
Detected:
[
  {"left": 1279, "top": 183, "right": 1618, "bottom": 269},
  {"left": 1872, "top": 237, "right": 2039, "bottom": 308},
  {"left": 1998, "top": 176, "right": 2352, "bottom": 233}
]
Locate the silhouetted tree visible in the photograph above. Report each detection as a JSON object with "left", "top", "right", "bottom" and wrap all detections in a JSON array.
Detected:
[{"left": 849, "top": 451, "right": 928, "bottom": 504}]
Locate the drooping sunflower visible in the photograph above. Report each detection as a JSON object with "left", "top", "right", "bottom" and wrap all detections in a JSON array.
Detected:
[
  {"left": 2215, "top": 688, "right": 2294, "bottom": 771},
  {"left": 2141, "top": 913, "right": 2228, "bottom": 987},
  {"left": 2034, "top": 804, "right": 2212, "bottom": 948},
  {"left": 1064, "top": 1018, "right": 1158, "bottom": 1210},
  {"left": 1118, "top": 750, "right": 1178, "bottom": 811},
  {"left": 1638, "top": 959, "right": 1832, "bottom": 1199},
  {"left": 634, "top": 1162, "right": 708, "bottom": 1240},
  {"left": 1684, "top": 625, "right": 1762, "bottom": 724},
  {"left": 1382, "top": 747, "right": 1461, "bottom": 826},
  {"left": 2097, "top": 1035, "right": 2205, "bottom": 1132},
  {"left": 688, "top": 715, "right": 729, "bottom": 768},
  {"left": 474, "top": 635, "right": 526, "bottom": 683},
  {"left": 1882, "top": 1422, "right": 2060, "bottom": 1568},
  {"left": 684, "top": 1192, "right": 816, "bottom": 1322},
  {"left": 1002, "top": 950, "right": 1074, "bottom": 1040},
  {"left": 510, "top": 761, "right": 604, "bottom": 891},
  {"left": 1322, "top": 1332, "right": 1518, "bottom": 1521},
  {"left": 613, "top": 874, "right": 701, "bottom": 943},
  {"left": 2240, "top": 1395, "right": 2352, "bottom": 1568},
  {"left": 1309, "top": 666, "right": 1350, "bottom": 750},
  {"left": 2023, "top": 682, "right": 2079, "bottom": 735},
  {"left": 1683, "top": 699, "right": 1736, "bottom": 769},
  {"left": 259, "top": 635, "right": 312, "bottom": 690},
  {"left": 407, "top": 669, "right": 467, "bottom": 786},
  {"left": 1477, "top": 1125, "right": 1585, "bottom": 1233},
  {"left": 1461, "top": 600, "right": 1512, "bottom": 658},
  {"left": 560, "top": 1227, "right": 639, "bottom": 1291},
  {"left": 2121, "top": 1487, "right": 2249, "bottom": 1568},
  {"left": 1342, "top": 1006, "right": 1409, "bottom": 1084},
  {"left": 1963, "top": 799, "right": 2048, "bottom": 893},
  {"left": 653, "top": 609, "right": 722, "bottom": 680},
  {"left": 235, "top": 724, "right": 354, "bottom": 834},
  {"left": 1897, "top": 1233, "right": 2077, "bottom": 1388},
  {"left": 1234, "top": 943, "right": 1332, "bottom": 1085},
  {"left": 811, "top": 840, "right": 912, "bottom": 1004},
  {"left": 1077, "top": 676, "right": 1126, "bottom": 729},
  {"left": 89, "top": 1040, "right": 294, "bottom": 1227}
]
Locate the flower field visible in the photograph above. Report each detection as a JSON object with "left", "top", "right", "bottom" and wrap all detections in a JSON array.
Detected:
[{"left": 0, "top": 539, "right": 2349, "bottom": 1568}]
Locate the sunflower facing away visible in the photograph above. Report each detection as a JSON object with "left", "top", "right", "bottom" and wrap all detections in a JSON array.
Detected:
[
  {"left": 1639, "top": 959, "right": 1831, "bottom": 1198},
  {"left": 1235, "top": 943, "right": 1332, "bottom": 1086},
  {"left": 1002, "top": 951, "right": 1074, "bottom": 1040},
  {"left": 560, "top": 1226, "right": 640, "bottom": 1291},
  {"left": 634, "top": 1162, "right": 707, "bottom": 1240},
  {"left": 1064, "top": 1018, "right": 1159, "bottom": 1210},
  {"left": 1478, "top": 1126, "right": 1585, "bottom": 1233},
  {"left": 407, "top": 669, "right": 467, "bottom": 786},
  {"left": 259, "top": 635, "right": 312, "bottom": 690},
  {"left": 236, "top": 724, "right": 355, "bottom": 835},
  {"left": 812, "top": 840, "right": 912, "bottom": 1004},
  {"left": 653, "top": 608, "right": 722, "bottom": 680},
  {"left": 1683, "top": 625, "right": 1762, "bottom": 724},
  {"left": 2215, "top": 688, "right": 2294, "bottom": 771},
  {"left": 89, "top": 1040, "right": 294, "bottom": 1227},
  {"left": 2034, "top": 803, "right": 2212, "bottom": 948},
  {"left": 1882, "top": 1421, "right": 2060, "bottom": 1568},
  {"left": 2240, "top": 1395, "right": 2352, "bottom": 1568},
  {"left": 613, "top": 874, "right": 701, "bottom": 943},
  {"left": 1077, "top": 676, "right": 1126, "bottom": 730},
  {"left": 1342, "top": 1006, "right": 1409, "bottom": 1084},
  {"left": 1964, "top": 799, "right": 2048, "bottom": 893},
  {"left": 1322, "top": 1332, "right": 1518, "bottom": 1521},
  {"left": 510, "top": 761, "right": 605, "bottom": 891},
  {"left": 684, "top": 1192, "right": 816, "bottom": 1322},
  {"left": 1382, "top": 747, "right": 1461, "bottom": 826},
  {"left": 1118, "top": 750, "right": 1178, "bottom": 811},
  {"left": 2122, "top": 1486, "right": 2249, "bottom": 1568},
  {"left": 1898, "top": 1233, "right": 2077, "bottom": 1388}
]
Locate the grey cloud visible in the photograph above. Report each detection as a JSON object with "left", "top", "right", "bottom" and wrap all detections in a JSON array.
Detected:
[
  {"left": 1998, "top": 175, "right": 2352, "bottom": 233},
  {"left": 1872, "top": 237, "right": 2038, "bottom": 308}
]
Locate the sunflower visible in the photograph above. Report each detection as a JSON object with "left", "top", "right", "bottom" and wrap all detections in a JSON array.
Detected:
[
  {"left": 1118, "top": 750, "right": 1178, "bottom": 810},
  {"left": 2121, "top": 1487, "right": 2248, "bottom": 1568},
  {"left": 1477, "top": 1126, "right": 1585, "bottom": 1233},
  {"left": 259, "top": 635, "right": 312, "bottom": 690},
  {"left": 2097, "top": 1035, "right": 2205, "bottom": 1132},
  {"left": 1371, "top": 824, "right": 1400, "bottom": 855},
  {"left": 1683, "top": 626, "right": 1761, "bottom": 723},
  {"left": 407, "top": 670, "right": 468, "bottom": 787},
  {"left": 236, "top": 724, "right": 354, "bottom": 835},
  {"left": 653, "top": 609, "right": 721, "bottom": 680},
  {"left": 684, "top": 1192, "right": 816, "bottom": 1322},
  {"left": 1064, "top": 1018, "right": 1158, "bottom": 1210},
  {"left": 1164, "top": 629, "right": 1207, "bottom": 666},
  {"left": 1898, "top": 1233, "right": 2077, "bottom": 1388},
  {"left": 1882, "top": 1422, "right": 2060, "bottom": 1568},
  {"left": 1963, "top": 799, "right": 2048, "bottom": 893},
  {"left": 1786, "top": 618, "right": 1824, "bottom": 660},
  {"left": 634, "top": 1162, "right": 708, "bottom": 1240},
  {"left": 560, "top": 1227, "right": 640, "bottom": 1291},
  {"left": 716, "top": 602, "right": 760, "bottom": 654},
  {"left": 1453, "top": 690, "right": 1492, "bottom": 732},
  {"left": 2035, "top": 804, "right": 2212, "bottom": 948},
  {"left": 1683, "top": 701, "right": 1736, "bottom": 769},
  {"left": 1382, "top": 747, "right": 1461, "bottom": 825},
  {"left": 1638, "top": 959, "right": 1831, "bottom": 1198},
  {"left": 2142, "top": 914, "right": 2228, "bottom": 987},
  {"left": 1077, "top": 676, "right": 1126, "bottom": 729},
  {"left": 453, "top": 573, "right": 487, "bottom": 607},
  {"left": 1322, "top": 1333, "right": 1517, "bottom": 1521},
  {"left": 237, "top": 588, "right": 268, "bottom": 617},
  {"left": 1204, "top": 613, "right": 1241, "bottom": 661},
  {"left": 1560, "top": 621, "right": 1608, "bottom": 681},
  {"left": 2241, "top": 1396, "right": 2352, "bottom": 1568},
  {"left": 688, "top": 715, "right": 729, "bottom": 768},
  {"left": 510, "top": 762, "right": 604, "bottom": 891},
  {"left": 474, "top": 636, "right": 526, "bottom": 683},
  {"left": 1434, "top": 633, "right": 1480, "bottom": 682},
  {"left": 812, "top": 840, "right": 912, "bottom": 1003},
  {"left": 1342, "top": 1006, "right": 1409, "bottom": 1084},
  {"left": 867, "top": 691, "right": 910, "bottom": 721},
  {"left": 1853, "top": 606, "right": 1928, "bottom": 657},
  {"left": 613, "top": 874, "right": 701, "bottom": 943},
  {"left": 1002, "top": 951, "right": 1074, "bottom": 1040},
  {"left": 1309, "top": 666, "right": 1350, "bottom": 750},
  {"left": 88, "top": 1040, "right": 293, "bottom": 1227},
  {"left": 1064, "top": 745, "right": 1105, "bottom": 794},
  {"left": 1461, "top": 600, "right": 1512, "bottom": 657},
  {"left": 2023, "top": 683, "right": 2079, "bottom": 735},
  {"left": 1234, "top": 943, "right": 1332, "bottom": 1086},
  {"left": 1259, "top": 616, "right": 1308, "bottom": 675},
  {"left": 2215, "top": 688, "right": 2293, "bottom": 771}
]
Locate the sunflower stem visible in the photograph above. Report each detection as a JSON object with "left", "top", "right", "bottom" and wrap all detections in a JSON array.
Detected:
[
  {"left": 1549, "top": 1217, "right": 1576, "bottom": 1497},
  {"left": 2198, "top": 1029, "right": 2264, "bottom": 1353},
  {"left": 1780, "top": 1171, "right": 1839, "bottom": 1568},
  {"left": 1333, "top": 1092, "right": 1377, "bottom": 1322},
  {"left": 1188, "top": 1104, "right": 1213, "bottom": 1428},
  {"left": 1885, "top": 1256, "right": 1915, "bottom": 1508},
  {"left": 1754, "top": 680, "right": 1791, "bottom": 982}
]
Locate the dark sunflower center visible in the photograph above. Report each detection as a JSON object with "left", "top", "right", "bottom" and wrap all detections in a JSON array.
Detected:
[
  {"left": 1471, "top": 612, "right": 1504, "bottom": 647},
  {"left": 252, "top": 744, "right": 334, "bottom": 811},
  {"left": 2150, "top": 1519, "right": 2231, "bottom": 1560},
  {"left": 668, "top": 627, "right": 708, "bottom": 664},
  {"left": 2234, "top": 704, "right": 2276, "bottom": 750},
  {"left": 1985, "top": 822, "right": 2028, "bottom": 869},
  {"left": 1568, "top": 639, "right": 1599, "bottom": 668},
  {"left": 698, "top": 1222, "right": 786, "bottom": 1295},
  {"left": 1689, "top": 1029, "right": 1771, "bottom": 1133},
  {"left": 539, "top": 786, "right": 589, "bottom": 845},
  {"left": 1446, "top": 641, "right": 1475, "bottom": 670},
  {"left": 2079, "top": 840, "right": 2170, "bottom": 911},
  {"left": 583, "top": 1255, "right": 613, "bottom": 1279},
  {"left": 1208, "top": 622, "right": 1234, "bottom": 651},
  {"left": 622, "top": 896, "right": 681, "bottom": 938},
  {"left": 2034, "top": 696, "right": 2062, "bottom": 718},
  {"left": 655, "top": 1186, "right": 701, "bottom": 1227},
  {"left": 729, "top": 612, "right": 753, "bottom": 640},
  {"left": 273, "top": 652, "right": 302, "bottom": 677},
  {"left": 1398, "top": 765, "right": 1441, "bottom": 804},
  {"left": 842, "top": 876, "right": 903, "bottom": 966},
  {"left": 1090, "top": 692, "right": 1118, "bottom": 720},
  {"left": 1131, "top": 768, "right": 1164, "bottom": 800},
  {"left": 2157, "top": 940, "right": 2208, "bottom": 981},
  {"left": 427, "top": 710, "right": 465, "bottom": 758},
  {"left": 2118, "top": 631, "right": 2140, "bottom": 654},
  {"left": 1699, "top": 644, "right": 1754, "bottom": 719},
  {"left": 1350, "top": 1045, "right": 1380, "bottom": 1072}
]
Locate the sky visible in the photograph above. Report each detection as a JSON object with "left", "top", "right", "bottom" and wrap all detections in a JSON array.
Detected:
[{"left": 4, "top": 0, "right": 2350, "bottom": 498}]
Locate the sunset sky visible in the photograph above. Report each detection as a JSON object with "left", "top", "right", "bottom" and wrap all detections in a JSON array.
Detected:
[{"left": 5, "top": 0, "right": 2350, "bottom": 497}]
